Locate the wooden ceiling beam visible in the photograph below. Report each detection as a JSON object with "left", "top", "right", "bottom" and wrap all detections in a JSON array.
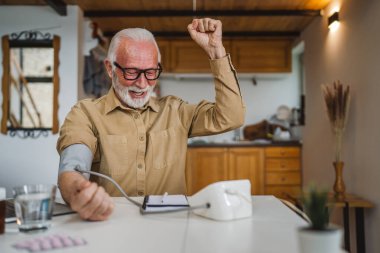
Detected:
[
  {"left": 85, "top": 9, "right": 321, "bottom": 18},
  {"left": 104, "top": 31, "right": 300, "bottom": 38},
  {"left": 43, "top": 0, "right": 67, "bottom": 16}
]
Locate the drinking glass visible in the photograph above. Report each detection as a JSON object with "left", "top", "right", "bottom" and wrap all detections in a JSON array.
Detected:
[{"left": 13, "top": 184, "right": 56, "bottom": 232}]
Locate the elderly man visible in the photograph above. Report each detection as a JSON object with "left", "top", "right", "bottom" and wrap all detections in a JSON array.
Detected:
[{"left": 57, "top": 18, "right": 245, "bottom": 221}]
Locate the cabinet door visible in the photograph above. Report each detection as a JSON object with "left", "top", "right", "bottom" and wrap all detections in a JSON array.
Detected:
[
  {"left": 156, "top": 39, "right": 171, "bottom": 72},
  {"left": 228, "top": 147, "right": 264, "bottom": 195},
  {"left": 170, "top": 40, "right": 211, "bottom": 73},
  {"left": 231, "top": 38, "right": 292, "bottom": 73},
  {"left": 186, "top": 148, "right": 229, "bottom": 195}
]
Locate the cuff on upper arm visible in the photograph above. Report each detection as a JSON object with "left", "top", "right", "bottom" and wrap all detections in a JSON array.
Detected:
[{"left": 58, "top": 144, "right": 93, "bottom": 179}]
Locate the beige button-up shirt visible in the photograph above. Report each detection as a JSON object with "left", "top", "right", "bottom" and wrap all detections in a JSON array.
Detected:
[{"left": 57, "top": 55, "right": 245, "bottom": 196}]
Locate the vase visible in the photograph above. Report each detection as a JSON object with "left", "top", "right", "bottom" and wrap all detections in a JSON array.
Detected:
[{"left": 333, "top": 161, "right": 345, "bottom": 200}]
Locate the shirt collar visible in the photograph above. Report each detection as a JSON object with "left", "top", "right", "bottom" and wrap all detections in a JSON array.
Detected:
[
  {"left": 104, "top": 88, "right": 160, "bottom": 114},
  {"left": 146, "top": 96, "right": 160, "bottom": 113}
]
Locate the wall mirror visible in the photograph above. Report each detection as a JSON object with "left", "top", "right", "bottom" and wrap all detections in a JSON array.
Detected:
[{"left": 1, "top": 31, "right": 60, "bottom": 138}]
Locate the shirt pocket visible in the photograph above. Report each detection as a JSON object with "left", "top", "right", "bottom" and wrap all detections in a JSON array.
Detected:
[
  {"left": 149, "top": 127, "right": 180, "bottom": 170},
  {"left": 100, "top": 134, "right": 128, "bottom": 176}
]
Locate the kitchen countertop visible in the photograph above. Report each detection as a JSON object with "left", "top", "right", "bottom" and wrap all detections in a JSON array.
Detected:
[{"left": 188, "top": 140, "right": 302, "bottom": 147}]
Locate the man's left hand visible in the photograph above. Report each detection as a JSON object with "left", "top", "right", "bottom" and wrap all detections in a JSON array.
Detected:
[{"left": 187, "top": 18, "right": 226, "bottom": 60}]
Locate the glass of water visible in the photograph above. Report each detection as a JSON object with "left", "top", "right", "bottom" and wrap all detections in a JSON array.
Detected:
[{"left": 13, "top": 184, "right": 56, "bottom": 232}]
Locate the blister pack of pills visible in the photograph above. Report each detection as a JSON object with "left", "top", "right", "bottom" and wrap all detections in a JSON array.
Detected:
[{"left": 13, "top": 234, "right": 87, "bottom": 252}]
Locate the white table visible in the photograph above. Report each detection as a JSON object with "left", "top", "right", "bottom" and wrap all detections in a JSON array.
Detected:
[{"left": 1, "top": 196, "right": 308, "bottom": 253}]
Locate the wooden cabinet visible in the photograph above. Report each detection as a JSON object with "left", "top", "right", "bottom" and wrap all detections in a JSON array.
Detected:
[
  {"left": 169, "top": 40, "right": 211, "bottom": 73},
  {"left": 156, "top": 39, "right": 171, "bottom": 72},
  {"left": 185, "top": 148, "right": 229, "bottom": 195},
  {"left": 264, "top": 147, "right": 302, "bottom": 200},
  {"left": 185, "top": 145, "right": 302, "bottom": 201},
  {"left": 228, "top": 148, "right": 264, "bottom": 195},
  {"left": 230, "top": 38, "right": 292, "bottom": 73},
  {"left": 156, "top": 38, "right": 292, "bottom": 73},
  {"left": 186, "top": 147, "right": 264, "bottom": 195},
  {"left": 157, "top": 39, "right": 211, "bottom": 73}
]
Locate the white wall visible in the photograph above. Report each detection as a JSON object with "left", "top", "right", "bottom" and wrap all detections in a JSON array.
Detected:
[
  {"left": 0, "top": 6, "right": 82, "bottom": 197},
  {"left": 302, "top": 0, "right": 380, "bottom": 252},
  {"left": 160, "top": 48, "right": 302, "bottom": 142}
]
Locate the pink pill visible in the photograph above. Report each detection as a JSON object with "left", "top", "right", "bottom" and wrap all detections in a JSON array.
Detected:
[
  {"left": 40, "top": 240, "right": 52, "bottom": 250},
  {"left": 13, "top": 243, "right": 27, "bottom": 249},
  {"left": 38, "top": 238, "right": 49, "bottom": 243},
  {"left": 29, "top": 242, "right": 41, "bottom": 252},
  {"left": 62, "top": 237, "right": 74, "bottom": 247},
  {"left": 72, "top": 237, "right": 87, "bottom": 246},
  {"left": 51, "top": 238, "right": 63, "bottom": 248}
]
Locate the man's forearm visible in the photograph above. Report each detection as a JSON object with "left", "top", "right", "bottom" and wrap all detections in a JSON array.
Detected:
[
  {"left": 58, "top": 171, "right": 87, "bottom": 206},
  {"left": 210, "top": 55, "right": 245, "bottom": 127},
  {"left": 209, "top": 45, "right": 226, "bottom": 60}
]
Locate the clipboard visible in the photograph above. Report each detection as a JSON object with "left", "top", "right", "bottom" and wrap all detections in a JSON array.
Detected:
[{"left": 140, "top": 194, "right": 189, "bottom": 213}]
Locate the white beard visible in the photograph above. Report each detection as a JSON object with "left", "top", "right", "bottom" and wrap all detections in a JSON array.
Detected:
[{"left": 113, "top": 72, "right": 154, "bottom": 109}]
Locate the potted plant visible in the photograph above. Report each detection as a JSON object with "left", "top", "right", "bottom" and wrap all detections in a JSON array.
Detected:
[{"left": 298, "top": 186, "right": 342, "bottom": 253}]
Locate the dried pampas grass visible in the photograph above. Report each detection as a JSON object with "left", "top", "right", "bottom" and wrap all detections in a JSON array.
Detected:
[{"left": 321, "top": 81, "right": 351, "bottom": 162}]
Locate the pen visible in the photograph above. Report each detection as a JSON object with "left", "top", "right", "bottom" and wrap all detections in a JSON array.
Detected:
[{"left": 161, "top": 192, "right": 168, "bottom": 203}]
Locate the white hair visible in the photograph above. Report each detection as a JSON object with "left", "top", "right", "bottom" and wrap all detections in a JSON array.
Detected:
[{"left": 107, "top": 28, "right": 161, "bottom": 64}]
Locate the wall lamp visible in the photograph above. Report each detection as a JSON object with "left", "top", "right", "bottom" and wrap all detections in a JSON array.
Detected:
[{"left": 328, "top": 11, "right": 340, "bottom": 31}]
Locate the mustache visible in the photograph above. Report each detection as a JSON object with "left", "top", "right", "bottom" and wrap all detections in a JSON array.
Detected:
[
  {"left": 112, "top": 71, "right": 151, "bottom": 92},
  {"left": 128, "top": 86, "right": 150, "bottom": 92}
]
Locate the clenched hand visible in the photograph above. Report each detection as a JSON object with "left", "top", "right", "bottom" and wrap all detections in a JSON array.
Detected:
[
  {"left": 187, "top": 18, "right": 226, "bottom": 60},
  {"left": 59, "top": 172, "right": 114, "bottom": 221}
]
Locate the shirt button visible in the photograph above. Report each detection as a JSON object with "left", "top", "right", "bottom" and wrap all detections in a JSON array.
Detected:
[
  {"left": 134, "top": 114, "right": 140, "bottom": 119},
  {"left": 139, "top": 136, "right": 145, "bottom": 141},
  {"left": 138, "top": 164, "right": 143, "bottom": 169},
  {"left": 137, "top": 191, "right": 144, "bottom": 196}
]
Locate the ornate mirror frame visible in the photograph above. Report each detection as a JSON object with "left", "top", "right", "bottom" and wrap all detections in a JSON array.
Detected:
[{"left": 1, "top": 31, "right": 60, "bottom": 138}]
